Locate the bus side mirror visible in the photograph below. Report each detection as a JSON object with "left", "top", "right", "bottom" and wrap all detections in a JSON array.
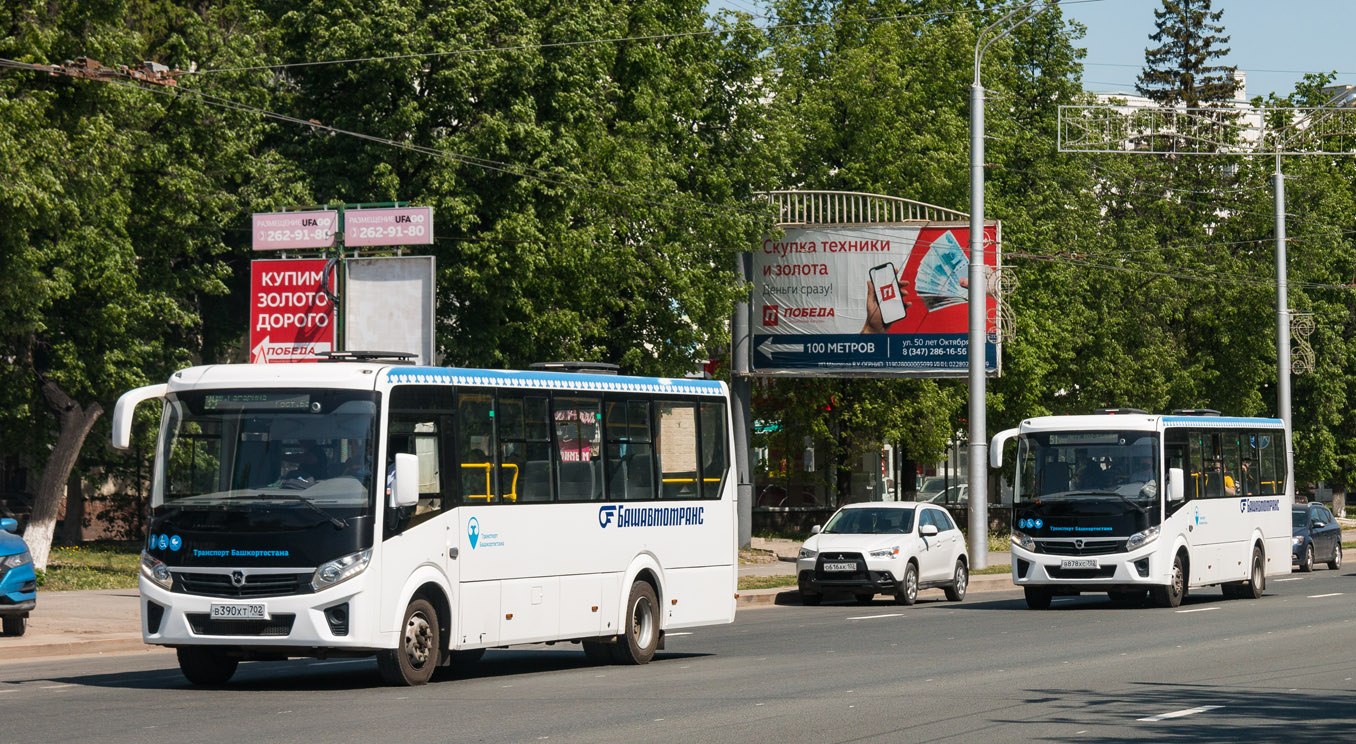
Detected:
[
  {"left": 391, "top": 453, "right": 420, "bottom": 508},
  {"left": 989, "top": 428, "right": 1019, "bottom": 469},
  {"left": 111, "top": 383, "right": 168, "bottom": 450},
  {"left": 1167, "top": 467, "right": 1185, "bottom": 502}
]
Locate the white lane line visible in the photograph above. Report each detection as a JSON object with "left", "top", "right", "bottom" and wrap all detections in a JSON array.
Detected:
[
  {"left": 1274, "top": 577, "right": 1304, "bottom": 582},
  {"left": 39, "top": 684, "right": 75, "bottom": 690},
  {"left": 1137, "top": 705, "right": 1222, "bottom": 722},
  {"left": 309, "top": 659, "right": 371, "bottom": 667},
  {"left": 1176, "top": 607, "right": 1219, "bottom": 614},
  {"left": 1308, "top": 592, "right": 1343, "bottom": 599},
  {"left": 665, "top": 632, "right": 694, "bottom": 637},
  {"left": 845, "top": 613, "right": 904, "bottom": 621}
]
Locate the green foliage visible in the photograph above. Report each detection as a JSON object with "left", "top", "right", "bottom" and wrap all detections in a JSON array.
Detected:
[
  {"left": 39, "top": 542, "right": 140, "bottom": 591},
  {"left": 1136, "top": 0, "right": 1239, "bottom": 106}
]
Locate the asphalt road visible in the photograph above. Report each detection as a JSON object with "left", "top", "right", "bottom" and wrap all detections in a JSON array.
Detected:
[{"left": 4, "top": 569, "right": 1354, "bottom": 744}]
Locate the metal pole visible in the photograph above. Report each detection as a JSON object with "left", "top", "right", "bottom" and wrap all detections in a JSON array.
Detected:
[
  {"left": 732, "top": 251, "right": 754, "bottom": 548},
  {"left": 1275, "top": 154, "right": 1291, "bottom": 430},
  {"left": 967, "top": 81, "right": 988, "bottom": 569}
]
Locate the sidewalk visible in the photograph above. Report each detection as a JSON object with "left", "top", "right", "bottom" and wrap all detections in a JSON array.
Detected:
[{"left": 0, "top": 588, "right": 159, "bottom": 664}]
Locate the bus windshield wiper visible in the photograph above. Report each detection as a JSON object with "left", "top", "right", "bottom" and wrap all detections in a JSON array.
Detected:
[{"left": 248, "top": 493, "right": 347, "bottom": 529}]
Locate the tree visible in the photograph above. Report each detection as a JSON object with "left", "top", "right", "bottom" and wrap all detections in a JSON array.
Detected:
[
  {"left": 1136, "top": 0, "right": 1238, "bottom": 107},
  {"left": 0, "top": 1, "right": 303, "bottom": 568}
]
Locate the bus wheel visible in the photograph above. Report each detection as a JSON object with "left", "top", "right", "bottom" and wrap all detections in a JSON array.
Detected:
[
  {"left": 177, "top": 647, "right": 238, "bottom": 686},
  {"left": 613, "top": 581, "right": 659, "bottom": 665},
  {"left": 943, "top": 560, "right": 968, "bottom": 602},
  {"left": 1240, "top": 547, "right": 1265, "bottom": 599},
  {"left": 1300, "top": 544, "right": 1314, "bottom": 573},
  {"left": 378, "top": 598, "right": 440, "bottom": 685},
  {"left": 1152, "top": 554, "right": 1186, "bottom": 608},
  {"left": 1329, "top": 544, "right": 1343, "bottom": 571},
  {"left": 1023, "top": 587, "right": 1052, "bottom": 610}
]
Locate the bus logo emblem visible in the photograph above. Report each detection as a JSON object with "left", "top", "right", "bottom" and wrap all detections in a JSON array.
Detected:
[
  {"left": 468, "top": 518, "right": 480, "bottom": 549},
  {"left": 599, "top": 506, "right": 617, "bottom": 528},
  {"left": 231, "top": 571, "right": 246, "bottom": 588}
]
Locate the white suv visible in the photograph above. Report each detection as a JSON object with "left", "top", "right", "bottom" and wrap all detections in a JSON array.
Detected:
[{"left": 796, "top": 502, "right": 969, "bottom": 605}]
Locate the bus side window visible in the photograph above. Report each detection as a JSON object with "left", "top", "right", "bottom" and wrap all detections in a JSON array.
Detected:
[
  {"left": 458, "top": 391, "right": 498, "bottom": 504},
  {"left": 656, "top": 402, "right": 700, "bottom": 499},
  {"left": 498, "top": 394, "right": 552, "bottom": 502},
  {"left": 605, "top": 399, "right": 655, "bottom": 501},
  {"left": 1188, "top": 431, "right": 1205, "bottom": 500},
  {"left": 554, "top": 397, "right": 603, "bottom": 501},
  {"left": 699, "top": 402, "right": 728, "bottom": 499}
]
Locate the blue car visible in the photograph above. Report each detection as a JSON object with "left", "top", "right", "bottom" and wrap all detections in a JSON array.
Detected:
[
  {"left": 1292, "top": 504, "right": 1343, "bottom": 573},
  {"left": 0, "top": 517, "right": 36, "bottom": 636}
]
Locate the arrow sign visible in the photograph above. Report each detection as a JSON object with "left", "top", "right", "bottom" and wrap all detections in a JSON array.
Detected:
[{"left": 757, "top": 338, "right": 805, "bottom": 357}]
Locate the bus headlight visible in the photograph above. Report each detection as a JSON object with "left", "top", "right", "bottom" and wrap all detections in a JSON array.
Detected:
[
  {"left": 140, "top": 551, "right": 173, "bottom": 590},
  {"left": 1011, "top": 530, "right": 1035, "bottom": 551},
  {"left": 311, "top": 549, "right": 372, "bottom": 592},
  {"left": 1125, "top": 525, "right": 1161, "bottom": 551}
]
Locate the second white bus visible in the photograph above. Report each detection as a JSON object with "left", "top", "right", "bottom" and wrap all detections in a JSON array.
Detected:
[
  {"left": 113, "top": 359, "right": 737, "bottom": 685},
  {"left": 991, "top": 410, "right": 1292, "bottom": 609}
]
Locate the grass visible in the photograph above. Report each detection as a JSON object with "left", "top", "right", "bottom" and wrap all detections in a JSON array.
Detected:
[
  {"left": 738, "top": 574, "right": 798, "bottom": 591},
  {"left": 972, "top": 565, "right": 1013, "bottom": 575},
  {"left": 38, "top": 542, "right": 140, "bottom": 592}
]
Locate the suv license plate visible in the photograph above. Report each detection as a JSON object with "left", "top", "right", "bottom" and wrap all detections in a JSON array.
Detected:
[
  {"left": 1060, "top": 559, "right": 1098, "bottom": 570},
  {"left": 823, "top": 561, "right": 856, "bottom": 572},
  {"left": 210, "top": 603, "right": 268, "bottom": 620}
]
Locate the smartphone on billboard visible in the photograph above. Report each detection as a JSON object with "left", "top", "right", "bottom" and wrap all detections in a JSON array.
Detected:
[{"left": 869, "top": 262, "right": 907, "bottom": 326}]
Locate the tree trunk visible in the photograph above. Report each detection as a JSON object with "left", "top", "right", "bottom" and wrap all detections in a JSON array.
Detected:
[{"left": 22, "top": 378, "right": 103, "bottom": 571}]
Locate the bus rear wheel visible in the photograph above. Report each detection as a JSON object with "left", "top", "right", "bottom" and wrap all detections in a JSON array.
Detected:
[
  {"left": 612, "top": 581, "right": 659, "bottom": 665},
  {"left": 377, "top": 598, "right": 440, "bottom": 686},
  {"left": 177, "top": 646, "right": 239, "bottom": 686}
]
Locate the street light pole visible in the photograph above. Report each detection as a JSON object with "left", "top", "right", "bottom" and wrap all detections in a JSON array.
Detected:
[{"left": 968, "top": 0, "right": 1053, "bottom": 570}]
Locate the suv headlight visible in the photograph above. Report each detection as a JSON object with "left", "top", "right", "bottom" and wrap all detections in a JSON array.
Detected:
[
  {"left": 140, "top": 551, "right": 173, "bottom": 590},
  {"left": 868, "top": 546, "right": 900, "bottom": 559},
  {"left": 798, "top": 547, "right": 818, "bottom": 560},
  {"left": 0, "top": 550, "right": 31, "bottom": 570},
  {"left": 1125, "top": 525, "right": 1161, "bottom": 551},
  {"left": 1011, "top": 529, "right": 1035, "bottom": 551},
  {"left": 312, "top": 549, "right": 372, "bottom": 591}
]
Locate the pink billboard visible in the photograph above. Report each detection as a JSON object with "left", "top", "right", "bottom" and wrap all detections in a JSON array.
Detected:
[
  {"left": 252, "top": 210, "right": 339, "bottom": 251},
  {"left": 344, "top": 206, "right": 435, "bottom": 247}
]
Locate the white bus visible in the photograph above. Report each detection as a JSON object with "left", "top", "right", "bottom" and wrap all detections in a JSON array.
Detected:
[
  {"left": 113, "top": 358, "right": 737, "bottom": 685},
  {"left": 991, "top": 409, "right": 1292, "bottom": 609}
]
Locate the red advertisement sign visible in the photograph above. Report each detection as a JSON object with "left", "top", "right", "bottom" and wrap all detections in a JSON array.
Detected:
[{"left": 249, "top": 259, "right": 336, "bottom": 363}]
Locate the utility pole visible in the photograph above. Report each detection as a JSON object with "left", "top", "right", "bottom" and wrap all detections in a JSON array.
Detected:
[{"left": 968, "top": 0, "right": 1056, "bottom": 571}]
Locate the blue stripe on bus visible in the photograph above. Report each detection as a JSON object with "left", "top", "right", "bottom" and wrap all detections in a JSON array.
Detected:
[
  {"left": 385, "top": 367, "right": 725, "bottom": 396},
  {"left": 1162, "top": 416, "right": 1284, "bottom": 427}
]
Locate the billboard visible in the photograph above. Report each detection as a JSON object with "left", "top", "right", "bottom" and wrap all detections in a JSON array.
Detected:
[
  {"left": 751, "top": 222, "right": 999, "bottom": 377},
  {"left": 251, "top": 210, "right": 339, "bottom": 251},
  {"left": 344, "top": 256, "right": 436, "bottom": 364},
  {"left": 344, "top": 206, "right": 435, "bottom": 247},
  {"left": 249, "top": 259, "right": 336, "bottom": 363}
]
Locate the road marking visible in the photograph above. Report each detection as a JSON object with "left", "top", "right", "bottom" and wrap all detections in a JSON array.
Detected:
[
  {"left": 39, "top": 684, "right": 75, "bottom": 690},
  {"left": 666, "top": 632, "right": 693, "bottom": 637},
  {"left": 310, "top": 659, "right": 370, "bottom": 667},
  {"left": 1274, "top": 577, "right": 1304, "bottom": 582},
  {"left": 1176, "top": 607, "right": 1219, "bottom": 614},
  {"left": 846, "top": 613, "right": 904, "bottom": 621},
  {"left": 1138, "top": 705, "right": 1222, "bottom": 722},
  {"left": 1308, "top": 593, "right": 1343, "bottom": 598}
]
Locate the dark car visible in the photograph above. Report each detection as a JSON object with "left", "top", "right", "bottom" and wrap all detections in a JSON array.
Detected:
[{"left": 1292, "top": 503, "right": 1342, "bottom": 572}]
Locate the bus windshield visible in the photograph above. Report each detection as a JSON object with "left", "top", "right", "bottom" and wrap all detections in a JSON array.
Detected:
[
  {"left": 1014, "top": 430, "right": 1161, "bottom": 537},
  {"left": 152, "top": 389, "right": 379, "bottom": 521}
]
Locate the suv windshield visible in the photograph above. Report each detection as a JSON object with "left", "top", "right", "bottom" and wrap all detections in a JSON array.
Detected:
[
  {"left": 153, "top": 389, "right": 379, "bottom": 521},
  {"left": 823, "top": 508, "right": 914, "bottom": 535},
  {"left": 1014, "top": 430, "right": 1161, "bottom": 537}
]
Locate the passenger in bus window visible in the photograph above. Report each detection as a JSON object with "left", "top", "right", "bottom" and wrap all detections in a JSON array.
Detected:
[
  {"left": 1207, "top": 460, "right": 1236, "bottom": 497},
  {"left": 1129, "top": 454, "right": 1154, "bottom": 483},
  {"left": 1239, "top": 458, "right": 1259, "bottom": 496}
]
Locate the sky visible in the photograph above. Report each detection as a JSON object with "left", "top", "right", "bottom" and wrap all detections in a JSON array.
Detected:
[{"left": 707, "top": 0, "right": 1356, "bottom": 101}]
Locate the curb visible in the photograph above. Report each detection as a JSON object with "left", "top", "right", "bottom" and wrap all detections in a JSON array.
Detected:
[
  {"left": 737, "top": 572, "right": 1015, "bottom": 608},
  {"left": 0, "top": 636, "right": 167, "bottom": 665}
]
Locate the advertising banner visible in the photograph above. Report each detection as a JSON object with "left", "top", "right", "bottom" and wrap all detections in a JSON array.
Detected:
[
  {"left": 344, "top": 256, "right": 436, "bottom": 365},
  {"left": 249, "top": 259, "right": 336, "bottom": 363},
  {"left": 751, "top": 222, "right": 1000, "bottom": 377},
  {"left": 251, "top": 210, "right": 339, "bottom": 251},
  {"left": 344, "top": 206, "right": 435, "bottom": 247}
]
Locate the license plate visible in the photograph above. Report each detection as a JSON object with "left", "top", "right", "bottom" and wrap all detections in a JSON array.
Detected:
[
  {"left": 1060, "top": 558, "right": 1099, "bottom": 570},
  {"left": 823, "top": 561, "right": 856, "bottom": 572},
  {"left": 210, "top": 603, "right": 267, "bottom": 620}
]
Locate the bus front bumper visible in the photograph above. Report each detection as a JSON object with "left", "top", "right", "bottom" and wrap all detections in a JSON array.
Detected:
[{"left": 1010, "top": 542, "right": 1164, "bottom": 591}]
